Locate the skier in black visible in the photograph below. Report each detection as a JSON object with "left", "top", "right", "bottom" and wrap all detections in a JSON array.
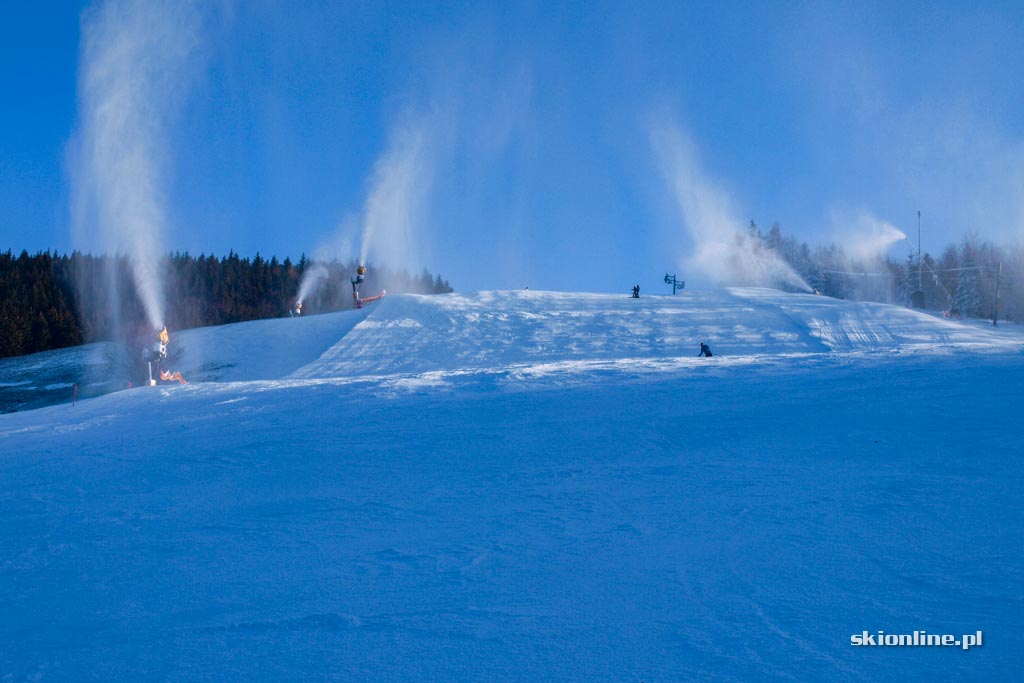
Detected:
[
  {"left": 632, "top": 284, "right": 640, "bottom": 298},
  {"left": 699, "top": 342, "right": 713, "bottom": 357}
]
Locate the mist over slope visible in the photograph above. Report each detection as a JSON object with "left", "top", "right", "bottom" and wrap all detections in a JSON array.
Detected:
[{"left": 2, "top": 289, "right": 1022, "bottom": 680}]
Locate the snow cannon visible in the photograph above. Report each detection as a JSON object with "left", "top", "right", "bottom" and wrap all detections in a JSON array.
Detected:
[
  {"left": 292, "top": 301, "right": 303, "bottom": 317},
  {"left": 350, "top": 265, "right": 385, "bottom": 309},
  {"left": 351, "top": 265, "right": 367, "bottom": 306},
  {"left": 143, "top": 326, "right": 187, "bottom": 386},
  {"left": 356, "top": 289, "right": 386, "bottom": 309},
  {"left": 146, "top": 327, "right": 170, "bottom": 387}
]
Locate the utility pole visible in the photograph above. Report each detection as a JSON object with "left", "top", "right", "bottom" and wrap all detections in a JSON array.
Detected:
[
  {"left": 993, "top": 261, "right": 1002, "bottom": 327},
  {"left": 917, "top": 210, "right": 922, "bottom": 292}
]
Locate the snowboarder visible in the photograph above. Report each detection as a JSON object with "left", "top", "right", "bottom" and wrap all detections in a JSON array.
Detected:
[{"left": 699, "top": 342, "right": 713, "bottom": 358}]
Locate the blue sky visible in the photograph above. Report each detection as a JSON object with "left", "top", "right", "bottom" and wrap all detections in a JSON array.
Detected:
[{"left": 1, "top": 1, "right": 1023, "bottom": 293}]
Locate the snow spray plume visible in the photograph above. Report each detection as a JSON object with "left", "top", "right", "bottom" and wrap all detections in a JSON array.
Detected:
[
  {"left": 830, "top": 211, "right": 907, "bottom": 261},
  {"left": 69, "top": 0, "right": 203, "bottom": 331},
  {"left": 296, "top": 263, "right": 329, "bottom": 304},
  {"left": 358, "top": 111, "right": 434, "bottom": 271},
  {"left": 298, "top": 110, "right": 436, "bottom": 305},
  {"left": 650, "top": 121, "right": 811, "bottom": 291},
  {"left": 296, "top": 217, "right": 356, "bottom": 304}
]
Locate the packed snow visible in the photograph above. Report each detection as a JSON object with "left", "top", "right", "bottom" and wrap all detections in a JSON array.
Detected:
[{"left": 1, "top": 289, "right": 1022, "bottom": 680}]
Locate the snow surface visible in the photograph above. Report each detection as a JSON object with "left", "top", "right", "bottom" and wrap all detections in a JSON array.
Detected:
[
  {"left": 2, "top": 289, "right": 1023, "bottom": 680},
  {"left": 0, "top": 344, "right": 113, "bottom": 414},
  {"left": 0, "top": 308, "right": 364, "bottom": 413}
]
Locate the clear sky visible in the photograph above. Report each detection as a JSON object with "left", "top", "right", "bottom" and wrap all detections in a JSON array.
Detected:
[{"left": 2, "top": 1, "right": 1023, "bottom": 293}]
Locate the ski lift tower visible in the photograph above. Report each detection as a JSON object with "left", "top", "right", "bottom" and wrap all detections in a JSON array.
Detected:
[{"left": 664, "top": 273, "right": 685, "bottom": 295}]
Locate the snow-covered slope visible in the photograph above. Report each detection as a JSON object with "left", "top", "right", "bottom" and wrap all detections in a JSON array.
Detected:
[
  {"left": 172, "top": 306, "right": 364, "bottom": 381},
  {"left": 0, "top": 308, "right": 364, "bottom": 413},
  {"left": 290, "top": 288, "right": 1022, "bottom": 380},
  {"left": 4, "top": 289, "right": 1019, "bottom": 407},
  {"left": 2, "top": 290, "right": 1022, "bottom": 680}
]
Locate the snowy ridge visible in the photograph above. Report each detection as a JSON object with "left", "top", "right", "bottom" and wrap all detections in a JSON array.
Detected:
[
  {"left": 5, "top": 289, "right": 1017, "bottom": 414},
  {"left": 5, "top": 289, "right": 1018, "bottom": 406},
  {"left": 288, "top": 288, "right": 1023, "bottom": 382},
  {"left": 737, "top": 288, "right": 1018, "bottom": 351},
  {"left": 172, "top": 306, "right": 366, "bottom": 382}
]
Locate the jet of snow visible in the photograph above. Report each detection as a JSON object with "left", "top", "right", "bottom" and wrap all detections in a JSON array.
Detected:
[
  {"left": 298, "top": 109, "right": 436, "bottom": 304},
  {"left": 296, "top": 263, "right": 329, "bottom": 305},
  {"left": 829, "top": 210, "right": 907, "bottom": 261},
  {"left": 650, "top": 120, "right": 811, "bottom": 292},
  {"left": 358, "top": 109, "right": 435, "bottom": 271},
  {"left": 68, "top": 0, "right": 204, "bottom": 331}
]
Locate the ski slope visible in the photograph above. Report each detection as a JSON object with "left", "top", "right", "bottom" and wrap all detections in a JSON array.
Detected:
[
  {"left": 3, "top": 289, "right": 1014, "bottom": 412},
  {"left": 2, "top": 290, "right": 1023, "bottom": 680},
  {"left": 294, "top": 288, "right": 1015, "bottom": 379}
]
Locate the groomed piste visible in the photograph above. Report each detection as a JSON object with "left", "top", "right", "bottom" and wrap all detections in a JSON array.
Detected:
[{"left": 2, "top": 289, "right": 1022, "bottom": 680}]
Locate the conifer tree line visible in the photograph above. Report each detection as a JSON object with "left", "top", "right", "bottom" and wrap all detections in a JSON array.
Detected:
[
  {"left": 0, "top": 250, "right": 452, "bottom": 358},
  {"left": 749, "top": 222, "right": 1022, "bottom": 322}
]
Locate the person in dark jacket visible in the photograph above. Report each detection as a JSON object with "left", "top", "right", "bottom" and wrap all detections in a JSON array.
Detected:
[{"left": 699, "top": 342, "right": 713, "bottom": 357}]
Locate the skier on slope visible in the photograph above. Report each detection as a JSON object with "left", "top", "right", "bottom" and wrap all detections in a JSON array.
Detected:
[{"left": 699, "top": 342, "right": 713, "bottom": 358}]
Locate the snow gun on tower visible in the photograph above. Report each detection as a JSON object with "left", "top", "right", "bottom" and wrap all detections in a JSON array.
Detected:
[
  {"left": 351, "top": 264, "right": 386, "bottom": 309},
  {"left": 143, "top": 326, "right": 187, "bottom": 386}
]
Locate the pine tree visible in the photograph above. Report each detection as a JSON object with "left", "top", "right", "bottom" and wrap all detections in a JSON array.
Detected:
[
  {"left": 0, "top": 250, "right": 456, "bottom": 358},
  {"left": 897, "top": 253, "right": 916, "bottom": 307},
  {"left": 954, "top": 268, "right": 981, "bottom": 317}
]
